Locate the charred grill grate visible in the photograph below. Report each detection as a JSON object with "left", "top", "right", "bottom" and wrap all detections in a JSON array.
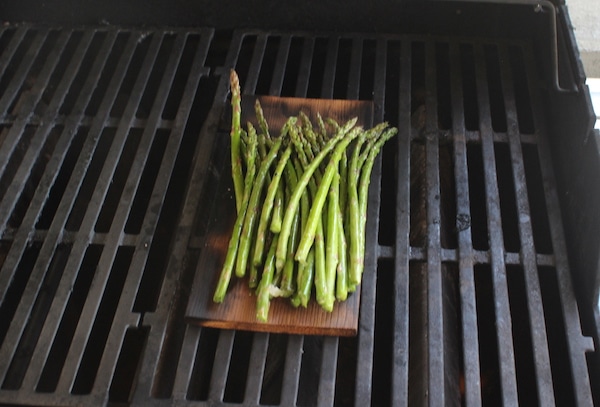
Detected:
[{"left": 0, "top": 25, "right": 596, "bottom": 406}]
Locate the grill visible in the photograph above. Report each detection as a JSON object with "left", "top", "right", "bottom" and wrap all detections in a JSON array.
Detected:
[{"left": 0, "top": 1, "right": 599, "bottom": 406}]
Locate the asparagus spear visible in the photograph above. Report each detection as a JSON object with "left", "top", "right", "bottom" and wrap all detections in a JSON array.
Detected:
[
  {"left": 351, "top": 127, "right": 397, "bottom": 285},
  {"left": 236, "top": 136, "right": 283, "bottom": 278},
  {"left": 275, "top": 117, "right": 358, "bottom": 271},
  {"left": 335, "top": 202, "right": 348, "bottom": 302},
  {"left": 323, "top": 171, "right": 340, "bottom": 312},
  {"left": 295, "top": 127, "right": 361, "bottom": 264},
  {"left": 252, "top": 144, "right": 292, "bottom": 268},
  {"left": 213, "top": 124, "right": 258, "bottom": 303},
  {"left": 229, "top": 70, "right": 244, "bottom": 214},
  {"left": 256, "top": 235, "right": 278, "bottom": 322}
]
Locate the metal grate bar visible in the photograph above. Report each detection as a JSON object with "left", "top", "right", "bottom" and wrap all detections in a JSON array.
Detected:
[
  {"left": 320, "top": 36, "right": 339, "bottom": 99},
  {"left": 0, "top": 31, "right": 71, "bottom": 207},
  {"left": 208, "top": 330, "right": 235, "bottom": 402},
  {"left": 392, "top": 38, "right": 411, "bottom": 407},
  {"left": 523, "top": 45, "right": 595, "bottom": 406},
  {"left": 0, "top": 28, "right": 82, "bottom": 382},
  {"left": 280, "top": 335, "right": 303, "bottom": 405},
  {"left": 54, "top": 32, "right": 165, "bottom": 394},
  {"left": 9, "top": 29, "right": 101, "bottom": 391},
  {"left": 170, "top": 325, "right": 200, "bottom": 401},
  {"left": 0, "top": 30, "right": 51, "bottom": 180},
  {"left": 424, "top": 40, "right": 445, "bottom": 406},
  {"left": 317, "top": 336, "right": 338, "bottom": 405},
  {"left": 448, "top": 42, "right": 482, "bottom": 407},
  {"left": 294, "top": 37, "right": 314, "bottom": 97},
  {"left": 372, "top": 39, "right": 387, "bottom": 122},
  {"left": 90, "top": 32, "right": 190, "bottom": 397},
  {"left": 268, "top": 34, "right": 291, "bottom": 96},
  {"left": 0, "top": 27, "right": 28, "bottom": 88},
  {"left": 0, "top": 31, "right": 124, "bottom": 397},
  {"left": 0, "top": 30, "right": 92, "bottom": 237},
  {"left": 473, "top": 43, "right": 519, "bottom": 406},
  {"left": 0, "top": 29, "right": 109, "bottom": 304},
  {"left": 0, "top": 28, "right": 49, "bottom": 120},
  {"left": 133, "top": 28, "right": 219, "bottom": 402},
  {"left": 352, "top": 38, "right": 386, "bottom": 407},
  {"left": 346, "top": 38, "right": 363, "bottom": 101},
  {"left": 242, "top": 33, "right": 268, "bottom": 95},
  {"left": 118, "top": 32, "right": 207, "bottom": 401},
  {"left": 497, "top": 44, "right": 556, "bottom": 405},
  {"left": 243, "top": 332, "right": 269, "bottom": 404}
]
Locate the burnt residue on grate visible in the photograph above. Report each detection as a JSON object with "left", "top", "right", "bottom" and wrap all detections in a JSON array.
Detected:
[{"left": 0, "top": 25, "right": 597, "bottom": 407}]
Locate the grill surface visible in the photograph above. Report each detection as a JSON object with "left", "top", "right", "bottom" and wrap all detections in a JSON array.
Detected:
[{"left": 0, "top": 25, "right": 597, "bottom": 406}]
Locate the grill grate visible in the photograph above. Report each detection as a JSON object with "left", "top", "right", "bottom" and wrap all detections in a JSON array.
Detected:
[{"left": 0, "top": 25, "right": 596, "bottom": 406}]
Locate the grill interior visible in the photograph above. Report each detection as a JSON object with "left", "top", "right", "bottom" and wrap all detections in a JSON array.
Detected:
[{"left": 0, "top": 23, "right": 598, "bottom": 406}]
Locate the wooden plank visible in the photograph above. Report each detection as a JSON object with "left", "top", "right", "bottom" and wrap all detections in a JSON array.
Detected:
[{"left": 185, "top": 95, "right": 374, "bottom": 336}]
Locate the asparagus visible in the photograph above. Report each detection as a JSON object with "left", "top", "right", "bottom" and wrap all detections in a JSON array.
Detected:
[
  {"left": 213, "top": 124, "right": 257, "bottom": 303},
  {"left": 215, "top": 70, "right": 399, "bottom": 319},
  {"left": 275, "top": 117, "right": 358, "bottom": 272},
  {"left": 347, "top": 123, "right": 389, "bottom": 286},
  {"left": 229, "top": 70, "right": 244, "bottom": 214},
  {"left": 351, "top": 127, "right": 398, "bottom": 286},
  {"left": 294, "top": 126, "right": 360, "bottom": 264},
  {"left": 256, "top": 235, "right": 278, "bottom": 322},
  {"left": 335, "top": 203, "right": 348, "bottom": 301},
  {"left": 252, "top": 144, "right": 292, "bottom": 268},
  {"left": 236, "top": 136, "right": 283, "bottom": 278},
  {"left": 270, "top": 184, "right": 284, "bottom": 233},
  {"left": 323, "top": 171, "right": 340, "bottom": 312}
]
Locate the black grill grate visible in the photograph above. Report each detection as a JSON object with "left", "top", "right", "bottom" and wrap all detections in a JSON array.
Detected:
[{"left": 0, "top": 25, "right": 596, "bottom": 406}]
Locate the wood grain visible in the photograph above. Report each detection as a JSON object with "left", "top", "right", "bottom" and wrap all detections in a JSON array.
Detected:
[{"left": 185, "top": 96, "right": 373, "bottom": 336}]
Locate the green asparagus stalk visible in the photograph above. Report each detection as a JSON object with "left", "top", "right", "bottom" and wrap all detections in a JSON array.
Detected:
[
  {"left": 213, "top": 124, "right": 258, "bottom": 303},
  {"left": 291, "top": 248, "right": 314, "bottom": 308},
  {"left": 279, "top": 205, "right": 299, "bottom": 296},
  {"left": 252, "top": 144, "right": 292, "bottom": 267},
  {"left": 347, "top": 123, "right": 388, "bottom": 286},
  {"left": 336, "top": 203, "right": 348, "bottom": 301},
  {"left": 256, "top": 235, "right": 278, "bottom": 322},
  {"left": 230, "top": 70, "right": 244, "bottom": 214},
  {"left": 348, "top": 127, "right": 397, "bottom": 286},
  {"left": 270, "top": 184, "right": 284, "bottom": 233},
  {"left": 275, "top": 117, "right": 358, "bottom": 271},
  {"left": 323, "top": 171, "right": 340, "bottom": 312},
  {"left": 314, "top": 218, "right": 327, "bottom": 307},
  {"left": 236, "top": 137, "right": 283, "bottom": 278},
  {"left": 255, "top": 99, "right": 270, "bottom": 140},
  {"left": 354, "top": 128, "right": 397, "bottom": 282},
  {"left": 295, "top": 127, "right": 361, "bottom": 264}
]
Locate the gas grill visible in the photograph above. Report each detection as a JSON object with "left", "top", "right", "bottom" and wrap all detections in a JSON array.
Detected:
[{"left": 0, "top": 1, "right": 599, "bottom": 406}]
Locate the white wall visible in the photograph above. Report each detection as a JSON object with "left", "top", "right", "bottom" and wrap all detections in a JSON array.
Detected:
[{"left": 568, "top": 0, "right": 600, "bottom": 77}]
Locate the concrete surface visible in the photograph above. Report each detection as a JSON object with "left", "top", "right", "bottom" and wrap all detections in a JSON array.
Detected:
[{"left": 567, "top": 0, "right": 600, "bottom": 77}]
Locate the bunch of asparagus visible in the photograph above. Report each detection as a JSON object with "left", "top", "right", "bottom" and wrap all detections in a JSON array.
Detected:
[{"left": 213, "top": 70, "right": 397, "bottom": 322}]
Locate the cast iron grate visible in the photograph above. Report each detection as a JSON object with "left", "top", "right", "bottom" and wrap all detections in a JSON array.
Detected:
[{"left": 0, "top": 25, "right": 596, "bottom": 406}]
